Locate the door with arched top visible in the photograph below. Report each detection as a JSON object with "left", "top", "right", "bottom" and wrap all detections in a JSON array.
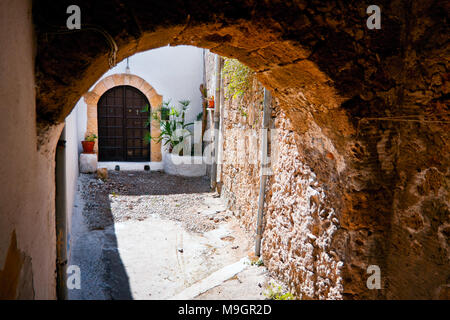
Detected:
[{"left": 97, "top": 85, "right": 150, "bottom": 162}]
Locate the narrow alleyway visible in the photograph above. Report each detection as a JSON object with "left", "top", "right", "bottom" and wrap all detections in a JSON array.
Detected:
[{"left": 68, "top": 171, "right": 272, "bottom": 300}]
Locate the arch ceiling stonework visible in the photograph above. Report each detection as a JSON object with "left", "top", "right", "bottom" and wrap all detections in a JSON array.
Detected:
[{"left": 83, "top": 73, "right": 163, "bottom": 161}]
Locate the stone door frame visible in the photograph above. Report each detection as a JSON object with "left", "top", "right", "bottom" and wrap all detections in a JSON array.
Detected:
[{"left": 83, "top": 73, "right": 163, "bottom": 161}]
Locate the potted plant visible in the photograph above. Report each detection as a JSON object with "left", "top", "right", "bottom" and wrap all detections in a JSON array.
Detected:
[
  {"left": 207, "top": 96, "right": 215, "bottom": 109},
  {"left": 82, "top": 133, "right": 97, "bottom": 154},
  {"left": 143, "top": 100, "right": 193, "bottom": 155}
]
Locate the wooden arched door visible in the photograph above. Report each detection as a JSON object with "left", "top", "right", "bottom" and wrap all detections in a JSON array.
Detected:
[{"left": 97, "top": 85, "right": 150, "bottom": 162}]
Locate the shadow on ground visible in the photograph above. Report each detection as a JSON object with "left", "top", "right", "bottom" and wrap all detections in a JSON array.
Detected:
[{"left": 69, "top": 171, "right": 214, "bottom": 300}]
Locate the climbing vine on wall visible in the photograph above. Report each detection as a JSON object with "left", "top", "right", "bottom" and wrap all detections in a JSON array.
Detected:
[
  {"left": 222, "top": 58, "right": 252, "bottom": 100},
  {"left": 222, "top": 58, "right": 265, "bottom": 128}
]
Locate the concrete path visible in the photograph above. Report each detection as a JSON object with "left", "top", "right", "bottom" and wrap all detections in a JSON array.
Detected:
[
  {"left": 170, "top": 257, "right": 249, "bottom": 300},
  {"left": 68, "top": 172, "right": 269, "bottom": 300}
]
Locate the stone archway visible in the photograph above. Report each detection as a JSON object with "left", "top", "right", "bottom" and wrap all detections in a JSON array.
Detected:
[
  {"left": 83, "top": 73, "right": 163, "bottom": 161},
  {"left": 1, "top": 0, "right": 443, "bottom": 299}
]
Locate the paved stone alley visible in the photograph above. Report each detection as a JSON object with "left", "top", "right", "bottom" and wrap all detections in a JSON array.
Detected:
[{"left": 68, "top": 171, "right": 278, "bottom": 300}]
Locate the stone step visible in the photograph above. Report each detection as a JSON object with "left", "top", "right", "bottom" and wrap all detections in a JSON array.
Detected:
[{"left": 168, "top": 257, "right": 249, "bottom": 300}]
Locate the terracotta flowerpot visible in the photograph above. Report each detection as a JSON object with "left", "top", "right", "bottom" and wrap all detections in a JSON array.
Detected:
[
  {"left": 82, "top": 141, "right": 95, "bottom": 154},
  {"left": 208, "top": 97, "right": 215, "bottom": 109}
]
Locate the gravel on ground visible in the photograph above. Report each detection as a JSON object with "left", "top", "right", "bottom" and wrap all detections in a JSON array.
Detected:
[
  {"left": 69, "top": 170, "right": 291, "bottom": 300},
  {"left": 79, "top": 171, "right": 220, "bottom": 233}
]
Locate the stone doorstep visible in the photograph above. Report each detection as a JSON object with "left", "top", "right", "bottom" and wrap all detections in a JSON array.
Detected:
[
  {"left": 97, "top": 161, "right": 163, "bottom": 171},
  {"left": 79, "top": 153, "right": 98, "bottom": 173}
]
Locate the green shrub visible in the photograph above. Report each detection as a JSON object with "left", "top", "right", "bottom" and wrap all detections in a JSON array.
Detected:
[
  {"left": 84, "top": 133, "right": 97, "bottom": 142},
  {"left": 142, "top": 100, "right": 193, "bottom": 155},
  {"left": 263, "top": 282, "right": 295, "bottom": 300},
  {"left": 223, "top": 58, "right": 252, "bottom": 100}
]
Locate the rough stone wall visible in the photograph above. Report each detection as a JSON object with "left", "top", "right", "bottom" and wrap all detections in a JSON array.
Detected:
[
  {"left": 212, "top": 57, "right": 345, "bottom": 299},
  {"left": 209, "top": 39, "right": 449, "bottom": 299},
  {"left": 219, "top": 72, "right": 265, "bottom": 232},
  {"left": 262, "top": 111, "right": 344, "bottom": 299}
]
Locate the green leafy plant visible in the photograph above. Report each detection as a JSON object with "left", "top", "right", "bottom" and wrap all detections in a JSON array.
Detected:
[
  {"left": 223, "top": 58, "right": 252, "bottom": 100},
  {"left": 142, "top": 100, "right": 193, "bottom": 155},
  {"left": 159, "top": 101, "right": 171, "bottom": 121},
  {"left": 84, "top": 133, "right": 97, "bottom": 142},
  {"left": 263, "top": 282, "right": 295, "bottom": 300},
  {"left": 144, "top": 100, "right": 170, "bottom": 123},
  {"left": 250, "top": 258, "right": 264, "bottom": 266},
  {"left": 238, "top": 106, "right": 248, "bottom": 117}
]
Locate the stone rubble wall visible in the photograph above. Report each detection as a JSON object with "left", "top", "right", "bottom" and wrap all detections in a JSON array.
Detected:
[
  {"left": 206, "top": 53, "right": 345, "bottom": 299},
  {"left": 262, "top": 112, "right": 344, "bottom": 299}
]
